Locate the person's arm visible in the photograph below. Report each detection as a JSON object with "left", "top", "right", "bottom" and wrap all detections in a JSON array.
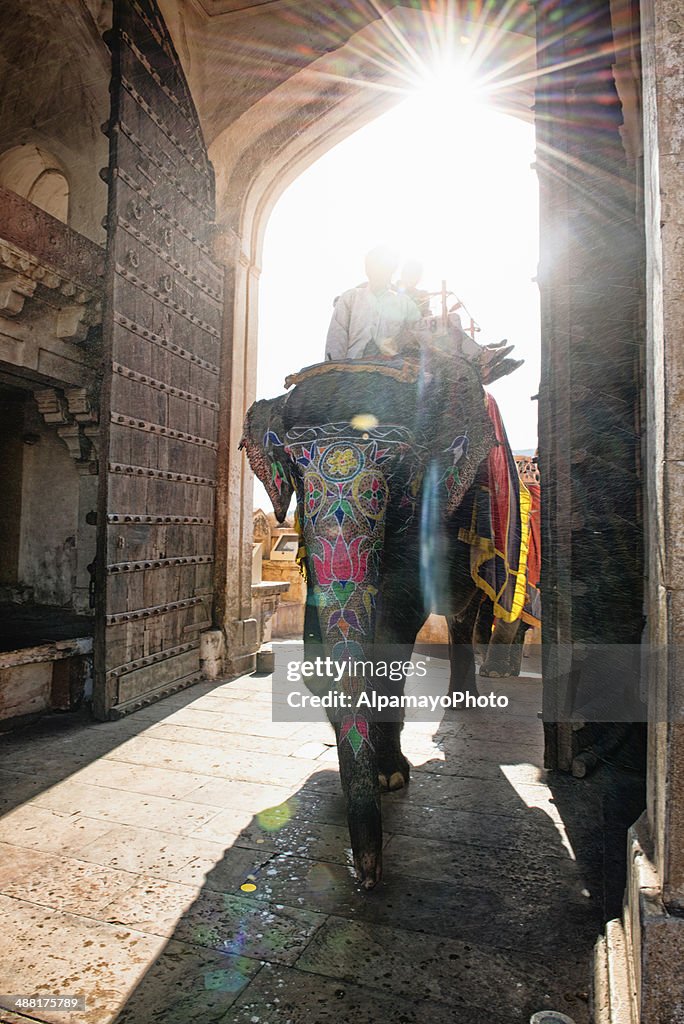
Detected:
[
  {"left": 394, "top": 295, "right": 422, "bottom": 355},
  {"left": 325, "top": 292, "right": 351, "bottom": 361}
]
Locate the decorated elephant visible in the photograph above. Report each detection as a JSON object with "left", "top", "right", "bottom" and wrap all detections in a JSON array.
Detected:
[
  {"left": 471, "top": 454, "right": 541, "bottom": 678},
  {"left": 241, "top": 352, "right": 498, "bottom": 888}
]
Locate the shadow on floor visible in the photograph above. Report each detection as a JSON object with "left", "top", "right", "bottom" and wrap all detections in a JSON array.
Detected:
[
  {"left": 108, "top": 681, "right": 642, "bottom": 1024},
  {"left": 546, "top": 723, "right": 646, "bottom": 923},
  {"left": 0, "top": 667, "right": 646, "bottom": 1024}
]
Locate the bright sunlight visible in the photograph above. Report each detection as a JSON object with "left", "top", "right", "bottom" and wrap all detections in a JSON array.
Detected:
[{"left": 256, "top": 73, "right": 539, "bottom": 507}]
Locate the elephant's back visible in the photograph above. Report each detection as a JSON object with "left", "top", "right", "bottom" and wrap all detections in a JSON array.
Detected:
[{"left": 283, "top": 369, "right": 419, "bottom": 433}]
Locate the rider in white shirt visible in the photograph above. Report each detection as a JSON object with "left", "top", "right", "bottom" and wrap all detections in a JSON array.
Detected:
[{"left": 325, "top": 245, "right": 421, "bottom": 361}]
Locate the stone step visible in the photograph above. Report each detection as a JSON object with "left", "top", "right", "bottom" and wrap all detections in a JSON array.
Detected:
[{"left": 592, "top": 918, "right": 637, "bottom": 1024}]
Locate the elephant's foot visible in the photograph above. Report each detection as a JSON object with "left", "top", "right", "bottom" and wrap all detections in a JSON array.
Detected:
[
  {"left": 348, "top": 802, "right": 383, "bottom": 890},
  {"left": 479, "top": 665, "right": 518, "bottom": 678},
  {"left": 377, "top": 752, "right": 410, "bottom": 792},
  {"left": 449, "top": 681, "right": 480, "bottom": 698},
  {"left": 378, "top": 770, "right": 408, "bottom": 791},
  {"left": 355, "top": 849, "right": 383, "bottom": 890}
]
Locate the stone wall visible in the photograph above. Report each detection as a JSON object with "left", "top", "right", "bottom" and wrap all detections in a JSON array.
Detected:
[
  {"left": 535, "top": 0, "right": 644, "bottom": 769},
  {"left": 261, "top": 560, "right": 306, "bottom": 639},
  {"left": 619, "top": 2, "right": 684, "bottom": 1020},
  {"left": 17, "top": 398, "right": 82, "bottom": 608},
  {"left": 0, "top": 0, "right": 111, "bottom": 244}
]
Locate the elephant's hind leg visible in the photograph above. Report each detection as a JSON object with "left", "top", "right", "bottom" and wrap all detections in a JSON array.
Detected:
[
  {"left": 446, "top": 591, "right": 481, "bottom": 697},
  {"left": 376, "top": 721, "right": 410, "bottom": 791},
  {"left": 480, "top": 615, "right": 525, "bottom": 677}
]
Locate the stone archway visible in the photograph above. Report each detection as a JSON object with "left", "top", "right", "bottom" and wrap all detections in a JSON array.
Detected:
[
  {"left": 189, "top": 0, "right": 643, "bottom": 775},
  {"left": 190, "top": 2, "right": 539, "bottom": 672},
  {"left": 0, "top": 145, "right": 70, "bottom": 223}
]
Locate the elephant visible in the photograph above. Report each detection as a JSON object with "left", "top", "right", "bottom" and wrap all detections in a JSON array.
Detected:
[
  {"left": 465, "top": 595, "right": 530, "bottom": 678},
  {"left": 475, "top": 467, "right": 540, "bottom": 678},
  {"left": 444, "top": 414, "right": 540, "bottom": 680},
  {"left": 240, "top": 351, "right": 498, "bottom": 888}
]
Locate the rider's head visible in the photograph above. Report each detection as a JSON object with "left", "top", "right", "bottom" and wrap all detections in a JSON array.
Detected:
[
  {"left": 365, "top": 245, "right": 399, "bottom": 292},
  {"left": 400, "top": 259, "right": 423, "bottom": 290}
]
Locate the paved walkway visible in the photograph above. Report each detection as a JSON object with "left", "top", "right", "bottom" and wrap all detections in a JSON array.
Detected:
[{"left": 0, "top": 664, "right": 635, "bottom": 1024}]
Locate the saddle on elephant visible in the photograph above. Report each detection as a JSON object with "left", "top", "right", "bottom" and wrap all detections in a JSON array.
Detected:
[
  {"left": 284, "top": 354, "right": 422, "bottom": 390},
  {"left": 247, "top": 351, "right": 531, "bottom": 609}
]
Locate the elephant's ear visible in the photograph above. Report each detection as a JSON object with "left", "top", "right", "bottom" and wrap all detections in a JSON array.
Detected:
[
  {"left": 239, "top": 396, "right": 294, "bottom": 522},
  {"left": 426, "top": 358, "right": 497, "bottom": 518}
]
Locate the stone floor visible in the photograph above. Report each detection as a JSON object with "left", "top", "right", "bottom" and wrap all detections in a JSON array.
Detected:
[{"left": 0, "top": 659, "right": 645, "bottom": 1024}]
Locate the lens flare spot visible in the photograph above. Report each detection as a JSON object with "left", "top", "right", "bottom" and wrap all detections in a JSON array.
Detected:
[
  {"left": 350, "top": 414, "right": 378, "bottom": 432},
  {"left": 257, "top": 801, "right": 293, "bottom": 832},
  {"left": 307, "top": 862, "right": 337, "bottom": 895},
  {"left": 204, "top": 965, "right": 252, "bottom": 992}
]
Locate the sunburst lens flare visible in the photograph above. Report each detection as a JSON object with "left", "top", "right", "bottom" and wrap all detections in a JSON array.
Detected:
[{"left": 422, "top": 60, "right": 481, "bottom": 108}]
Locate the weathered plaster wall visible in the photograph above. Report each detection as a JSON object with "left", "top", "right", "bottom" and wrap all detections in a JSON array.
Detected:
[
  {"left": 0, "top": 0, "right": 111, "bottom": 244},
  {"left": 17, "top": 398, "right": 80, "bottom": 608}
]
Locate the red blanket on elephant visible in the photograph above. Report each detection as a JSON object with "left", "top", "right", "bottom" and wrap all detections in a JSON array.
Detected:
[{"left": 458, "top": 394, "right": 532, "bottom": 623}]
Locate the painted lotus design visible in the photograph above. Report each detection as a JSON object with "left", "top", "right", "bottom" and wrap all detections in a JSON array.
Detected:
[{"left": 312, "top": 534, "right": 369, "bottom": 587}]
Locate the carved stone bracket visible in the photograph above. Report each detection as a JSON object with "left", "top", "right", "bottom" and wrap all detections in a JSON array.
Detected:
[
  {"left": 34, "top": 388, "right": 70, "bottom": 425},
  {"left": 65, "top": 387, "right": 99, "bottom": 424},
  {"left": 57, "top": 423, "right": 90, "bottom": 462},
  {"left": 35, "top": 386, "right": 100, "bottom": 465},
  {"left": 0, "top": 271, "right": 37, "bottom": 315},
  {"left": 0, "top": 237, "right": 102, "bottom": 340},
  {"left": 83, "top": 424, "right": 101, "bottom": 465}
]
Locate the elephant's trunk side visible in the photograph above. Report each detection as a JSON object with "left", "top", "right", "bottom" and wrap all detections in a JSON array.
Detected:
[{"left": 286, "top": 426, "right": 418, "bottom": 889}]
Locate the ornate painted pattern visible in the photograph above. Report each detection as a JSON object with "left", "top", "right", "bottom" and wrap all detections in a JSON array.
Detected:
[
  {"left": 438, "top": 432, "right": 470, "bottom": 502},
  {"left": 239, "top": 396, "right": 294, "bottom": 522},
  {"left": 285, "top": 423, "right": 418, "bottom": 755}
]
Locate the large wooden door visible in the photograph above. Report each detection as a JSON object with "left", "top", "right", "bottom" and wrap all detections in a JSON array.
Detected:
[{"left": 94, "top": 0, "right": 222, "bottom": 719}]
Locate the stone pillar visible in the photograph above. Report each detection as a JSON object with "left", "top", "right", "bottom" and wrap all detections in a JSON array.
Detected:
[
  {"left": 642, "top": 0, "right": 684, "bottom": 912},
  {"left": 534, "top": 0, "right": 644, "bottom": 769},
  {"left": 622, "top": 3, "right": 684, "bottom": 1020},
  {"left": 213, "top": 226, "right": 260, "bottom": 675}
]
